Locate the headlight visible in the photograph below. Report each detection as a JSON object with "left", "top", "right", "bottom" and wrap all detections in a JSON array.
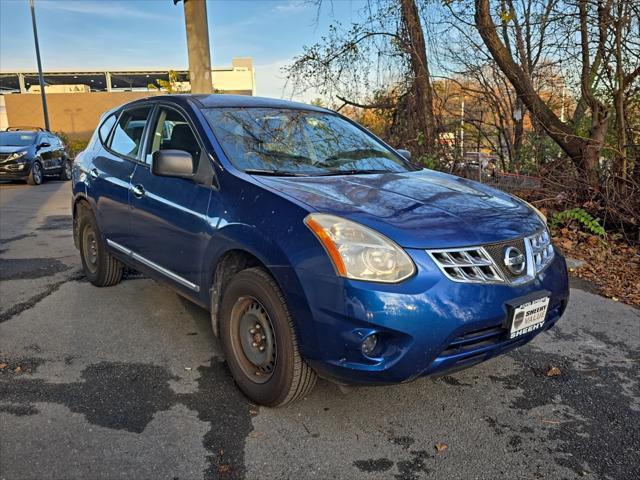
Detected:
[
  {"left": 6, "top": 151, "right": 28, "bottom": 162},
  {"left": 522, "top": 200, "right": 547, "bottom": 224},
  {"left": 304, "top": 213, "right": 416, "bottom": 283}
]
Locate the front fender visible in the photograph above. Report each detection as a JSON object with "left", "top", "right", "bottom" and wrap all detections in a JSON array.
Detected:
[{"left": 199, "top": 220, "right": 328, "bottom": 359}]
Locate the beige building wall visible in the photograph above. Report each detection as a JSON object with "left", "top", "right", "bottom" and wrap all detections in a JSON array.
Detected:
[
  {"left": 28, "top": 84, "right": 91, "bottom": 94},
  {"left": 1, "top": 58, "right": 257, "bottom": 140},
  {"left": 0, "top": 96, "right": 8, "bottom": 131},
  {"left": 3, "top": 91, "right": 160, "bottom": 140},
  {"left": 212, "top": 58, "right": 256, "bottom": 95}
]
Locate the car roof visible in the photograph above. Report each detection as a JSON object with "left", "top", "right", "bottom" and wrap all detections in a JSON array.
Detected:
[
  {"left": 1, "top": 130, "right": 41, "bottom": 134},
  {"left": 190, "top": 94, "right": 329, "bottom": 112},
  {"left": 123, "top": 94, "right": 330, "bottom": 113}
]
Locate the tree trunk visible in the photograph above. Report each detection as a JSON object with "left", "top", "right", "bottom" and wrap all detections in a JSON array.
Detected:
[
  {"left": 614, "top": 89, "right": 627, "bottom": 180},
  {"left": 474, "top": 0, "right": 604, "bottom": 193},
  {"left": 399, "top": 0, "right": 436, "bottom": 155},
  {"left": 581, "top": 104, "right": 609, "bottom": 188}
]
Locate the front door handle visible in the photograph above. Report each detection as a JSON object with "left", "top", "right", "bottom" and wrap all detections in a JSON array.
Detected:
[
  {"left": 89, "top": 168, "right": 99, "bottom": 180},
  {"left": 132, "top": 184, "right": 145, "bottom": 198}
]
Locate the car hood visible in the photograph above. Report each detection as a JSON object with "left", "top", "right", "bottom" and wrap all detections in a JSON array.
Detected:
[
  {"left": 0, "top": 146, "right": 30, "bottom": 154},
  {"left": 255, "top": 169, "right": 544, "bottom": 249}
]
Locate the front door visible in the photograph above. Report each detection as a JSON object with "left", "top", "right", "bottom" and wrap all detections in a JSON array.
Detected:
[{"left": 128, "top": 104, "right": 212, "bottom": 293}]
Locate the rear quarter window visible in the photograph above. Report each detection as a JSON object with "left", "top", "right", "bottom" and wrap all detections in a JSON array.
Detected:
[
  {"left": 108, "top": 107, "right": 152, "bottom": 159},
  {"left": 98, "top": 114, "right": 117, "bottom": 144}
]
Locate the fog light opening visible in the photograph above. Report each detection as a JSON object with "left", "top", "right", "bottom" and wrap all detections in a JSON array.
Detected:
[{"left": 361, "top": 334, "right": 378, "bottom": 356}]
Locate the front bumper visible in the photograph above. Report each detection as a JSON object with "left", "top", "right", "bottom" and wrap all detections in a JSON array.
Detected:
[
  {"left": 0, "top": 162, "right": 31, "bottom": 179},
  {"left": 290, "top": 248, "right": 569, "bottom": 385}
]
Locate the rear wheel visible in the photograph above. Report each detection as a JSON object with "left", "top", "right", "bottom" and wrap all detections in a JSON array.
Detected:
[
  {"left": 219, "top": 267, "right": 316, "bottom": 406},
  {"left": 27, "top": 161, "right": 43, "bottom": 185},
  {"left": 59, "top": 159, "right": 72, "bottom": 181},
  {"left": 78, "top": 205, "right": 123, "bottom": 287}
]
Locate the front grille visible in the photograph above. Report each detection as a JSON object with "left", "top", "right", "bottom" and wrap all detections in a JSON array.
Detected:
[
  {"left": 429, "top": 248, "right": 504, "bottom": 284},
  {"left": 483, "top": 238, "right": 527, "bottom": 282},
  {"left": 439, "top": 325, "right": 505, "bottom": 356},
  {"left": 428, "top": 229, "right": 554, "bottom": 285}
]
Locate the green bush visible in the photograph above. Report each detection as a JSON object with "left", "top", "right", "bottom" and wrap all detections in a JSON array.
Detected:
[
  {"left": 416, "top": 154, "right": 441, "bottom": 170},
  {"left": 54, "top": 131, "right": 88, "bottom": 156},
  {"left": 550, "top": 208, "right": 606, "bottom": 238}
]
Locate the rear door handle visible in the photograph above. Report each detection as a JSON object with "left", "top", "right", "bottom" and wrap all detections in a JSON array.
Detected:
[
  {"left": 132, "top": 184, "right": 145, "bottom": 198},
  {"left": 89, "top": 168, "right": 99, "bottom": 179}
]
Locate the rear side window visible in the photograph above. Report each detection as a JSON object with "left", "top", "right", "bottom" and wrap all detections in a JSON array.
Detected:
[
  {"left": 48, "top": 135, "right": 59, "bottom": 147},
  {"left": 98, "top": 114, "right": 117, "bottom": 144},
  {"left": 108, "top": 107, "right": 152, "bottom": 159}
]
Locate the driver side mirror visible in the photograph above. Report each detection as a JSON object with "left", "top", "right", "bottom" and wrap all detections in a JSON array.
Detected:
[
  {"left": 37, "top": 142, "right": 51, "bottom": 149},
  {"left": 151, "top": 150, "right": 194, "bottom": 179},
  {"left": 397, "top": 149, "right": 412, "bottom": 161}
]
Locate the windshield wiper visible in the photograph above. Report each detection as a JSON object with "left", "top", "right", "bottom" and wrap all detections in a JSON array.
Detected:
[
  {"left": 315, "top": 169, "right": 395, "bottom": 176},
  {"left": 244, "top": 168, "right": 310, "bottom": 177}
]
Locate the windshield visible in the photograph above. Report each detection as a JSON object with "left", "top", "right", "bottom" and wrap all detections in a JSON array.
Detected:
[
  {"left": 0, "top": 132, "right": 36, "bottom": 147},
  {"left": 203, "top": 108, "right": 414, "bottom": 175}
]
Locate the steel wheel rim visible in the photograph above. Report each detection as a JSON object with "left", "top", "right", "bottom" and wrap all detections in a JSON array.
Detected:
[
  {"left": 229, "top": 296, "right": 277, "bottom": 384},
  {"left": 33, "top": 163, "right": 42, "bottom": 183},
  {"left": 83, "top": 226, "right": 99, "bottom": 273}
]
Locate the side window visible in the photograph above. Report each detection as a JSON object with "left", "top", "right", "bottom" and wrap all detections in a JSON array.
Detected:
[
  {"left": 109, "top": 107, "right": 152, "bottom": 159},
  {"left": 146, "top": 107, "right": 201, "bottom": 169},
  {"left": 98, "top": 114, "right": 117, "bottom": 144}
]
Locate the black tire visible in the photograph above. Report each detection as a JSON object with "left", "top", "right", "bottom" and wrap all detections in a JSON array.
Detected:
[
  {"left": 27, "top": 161, "right": 43, "bottom": 185},
  {"left": 219, "top": 267, "right": 316, "bottom": 406},
  {"left": 78, "top": 204, "right": 123, "bottom": 287},
  {"left": 59, "top": 159, "right": 72, "bottom": 181}
]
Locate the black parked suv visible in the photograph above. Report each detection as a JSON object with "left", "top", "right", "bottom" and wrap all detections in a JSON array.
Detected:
[{"left": 0, "top": 128, "right": 72, "bottom": 185}]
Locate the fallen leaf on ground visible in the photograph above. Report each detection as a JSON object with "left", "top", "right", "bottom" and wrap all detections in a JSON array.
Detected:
[
  {"left": 545, "top": 366, "right": 561, "bottom": 377},
  {"left": 0, "top": 363, "right": 7, "bottom": 370},
  {"left": 217, "top": 464, "right": 232, "bottom": 475},
  {"left": 434, "top": 442, "right": 448, "bottom": 453},
  {"left": 249, "top": 409, "right": 259, "bottom": 416},
  {"left": 556, "top": 238, "right": 574, "bottom": 250},
  {"left": 248, "top": 431, "right": 264, "bottom": 438},
  {"left": 184, "top": 367, "right": 192, "bottom": 371},
  {"left": 14, "top": 366, "right": 22, "bottom": 373},
  {"left": 539, "top": 418, "right": 562, "bottom": 425}
]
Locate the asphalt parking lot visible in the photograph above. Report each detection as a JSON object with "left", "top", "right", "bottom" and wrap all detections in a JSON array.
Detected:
[{"left": 0, "top": 180, "right": 638, "bottom": 480}]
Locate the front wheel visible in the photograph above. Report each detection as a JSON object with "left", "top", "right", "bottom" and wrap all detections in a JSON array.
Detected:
[
  {"left": 27, "top": 161, "right": 43, "bottom": 185},
  {"left": 219, "top": 267, "right": 316, "bottom": 406}
]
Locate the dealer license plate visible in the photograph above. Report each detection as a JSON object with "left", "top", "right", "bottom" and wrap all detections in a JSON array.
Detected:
[{"left": 509, "top": 296, "right": 549, "bottom": 339}]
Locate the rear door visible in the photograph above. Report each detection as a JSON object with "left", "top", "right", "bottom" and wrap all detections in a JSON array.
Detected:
[
  {"left": 36, "top": 133, "right": 54, "bottom": 170},
  {"left": 48, "top": 135, "right": 64, "bottom": 172},
  {"left": 88, "top": 105, "right": 153, "bottom": 247},
  {"left": 127, "top": 103, "right": 212, "bottom": 292}
]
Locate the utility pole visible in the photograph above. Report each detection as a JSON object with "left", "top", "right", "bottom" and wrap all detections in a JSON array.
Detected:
[
  {"left": 175, "top": 0, "right": 213, "bottom": 94},
  {"left": 460, "top": 99, "right": 465, "bottom": 158},
  {"left": 29, "top": 0, "right": 49, "bottom": 130}
]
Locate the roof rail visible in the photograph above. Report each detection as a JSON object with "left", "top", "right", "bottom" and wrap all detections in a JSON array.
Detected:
[{"left": 5, "top": 126, "right": 48, "bottom": 132}]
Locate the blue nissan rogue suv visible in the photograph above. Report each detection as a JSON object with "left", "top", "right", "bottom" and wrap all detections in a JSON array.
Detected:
[{"left": 72, "top": 95, "right": 569, "bottom": 406}]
